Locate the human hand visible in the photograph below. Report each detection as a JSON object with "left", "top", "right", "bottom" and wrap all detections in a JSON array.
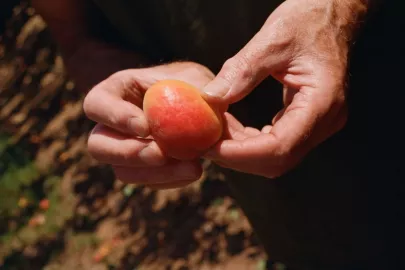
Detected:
[
  {"left": 83, "top": 62, "right": 216, "bottom": 189},
  {"left": 32, "top": 0, "right": 217, "bottom": 189},
  {"left": 201, "top": 0, "right": 369, "bottom": 178}
]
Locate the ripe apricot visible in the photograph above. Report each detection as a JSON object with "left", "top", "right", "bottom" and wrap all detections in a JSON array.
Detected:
[{"left": 143, "top": 79, "right": 223, "bottom": 160}]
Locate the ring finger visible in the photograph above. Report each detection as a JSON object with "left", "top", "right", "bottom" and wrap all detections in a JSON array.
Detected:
[{"left": 112, "top": 160, "right": 203, "bottom": 185}]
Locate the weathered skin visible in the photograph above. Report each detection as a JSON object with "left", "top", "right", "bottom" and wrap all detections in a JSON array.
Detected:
[{"left": 143, "top": 80, "right": 223, "bottom": 160}]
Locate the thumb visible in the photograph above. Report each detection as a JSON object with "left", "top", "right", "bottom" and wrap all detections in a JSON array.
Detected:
[{"left": 202, "top": 30, "right": 285, "bottom": 105}]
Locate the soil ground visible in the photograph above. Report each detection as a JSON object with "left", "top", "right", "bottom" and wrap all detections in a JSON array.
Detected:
[{"left": 0, "top": 2, "right": 285, "bottom": 270}]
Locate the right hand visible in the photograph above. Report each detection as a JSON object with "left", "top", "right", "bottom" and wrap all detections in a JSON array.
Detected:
[{"left": 83, "top": 62, "right": 216, "bottom": 189}]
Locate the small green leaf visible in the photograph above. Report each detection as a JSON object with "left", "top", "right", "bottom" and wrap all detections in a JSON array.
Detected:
[
  {"left": 256, "top": 259, "right": 266, "bottom": 270},
  {"left": 211, "top": 198, "right": 224, "bottom": 207},
  {"left": 228, "top": 209, "right": 239, "bottom": 220},
  {"left": 123, "top": 184, "right": 135, "bottom": 197},
  {"left": 274, "top": 262, "right": 287, "bottom": 270}
]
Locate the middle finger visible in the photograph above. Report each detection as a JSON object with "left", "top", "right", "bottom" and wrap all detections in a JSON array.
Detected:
[{"left": 88, "top": 124, "right": 167, "bottom": 167}]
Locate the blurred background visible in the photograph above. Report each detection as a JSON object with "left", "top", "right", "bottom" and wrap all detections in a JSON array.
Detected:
[{"left": 0, "top": 2, "right": 288, "bottom": 269}]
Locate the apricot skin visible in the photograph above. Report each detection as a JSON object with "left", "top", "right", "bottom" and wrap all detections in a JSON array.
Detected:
[{"left": 143, "top": 80, "right": 223, "bottom": 160}]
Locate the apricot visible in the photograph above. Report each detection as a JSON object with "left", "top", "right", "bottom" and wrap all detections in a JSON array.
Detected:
[{"left": 143, "top": 79, "right": 223, "bottom": 160}]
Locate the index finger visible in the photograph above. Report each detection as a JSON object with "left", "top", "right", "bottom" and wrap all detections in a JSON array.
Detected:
[
  {"left": 203, "top": 88, "right": 332, "bottom": 174},
  {"left": 83, "top": 70, "right": 152, "bottom": 137},
  {"left": 205, "top": 108, "right": 313, "bottom": 161}
]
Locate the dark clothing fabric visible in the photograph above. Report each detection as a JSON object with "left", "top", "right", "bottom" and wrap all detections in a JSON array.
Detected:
[{"left": 92, "top": 1, "right": 405, "bottom": 269}]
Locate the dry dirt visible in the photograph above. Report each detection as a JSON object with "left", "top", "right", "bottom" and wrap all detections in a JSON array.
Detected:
[{"left": 0, "top": 2, "right": 281, "bottom": 270}]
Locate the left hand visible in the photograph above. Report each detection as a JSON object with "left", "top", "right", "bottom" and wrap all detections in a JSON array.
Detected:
[
  {"left": 202, "top": 0, "right": 368, "bottom": 178},
  {"left": 83, "top": 62, "right": 216, "bottom": 190}
]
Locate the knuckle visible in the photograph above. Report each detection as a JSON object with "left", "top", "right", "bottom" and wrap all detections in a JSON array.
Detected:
[
  {"left": 101, "top": 70, "right": 134, "bottom": 96},
  {"left": 87, "top": 133, "right": 104, "bottom": 161},
  {"left": 122, "top": 149, "right": 140, "bottom": 164},
  {"left": 108, "top": 110, "right": 124, "bottom": 128},
  {"left": 221, "top": 55, "right": 253, "bottom": 85},
  {"left": 262, "top": 147, "right": 294, "bottom": 179},
  {"left": 87, "top": 133, "right": 129, "bottom": 164},
  {"left": 108, "top": 70, "right": 140, "bottom": 94},
  {"left": 82, "top": 89, "right": 99, "bottom": 120},
  {"left": 139, "top": 143, "right": 167, "bottom": 166},
  {"left": 235, "top": 54, "right": 254, "bottom": 81},
  {"left": 108, "top": 70, "right": 128, "bottom": 81},
  {"left": 217, "top": 59, "right": 236, "bottom": 87}
]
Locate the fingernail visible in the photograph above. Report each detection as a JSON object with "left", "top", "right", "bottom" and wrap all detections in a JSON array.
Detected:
[
  {"left": 177, "top": 162, "right": 200, "bottom": 180},
  {"left": 128, "top": 117, "right": 149, "bottom": 137},
  {"left": 202, "top": 90, "right": 225, "bottom": 99},
  {"left": 261, "top": 125, "right": 273, "bottom": 133},
  {"left": 202, "top": 81, "right": 230, "bottom": 99},
  {"left": 138, "top": 142, "right": 167, "bottom": 166}
]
